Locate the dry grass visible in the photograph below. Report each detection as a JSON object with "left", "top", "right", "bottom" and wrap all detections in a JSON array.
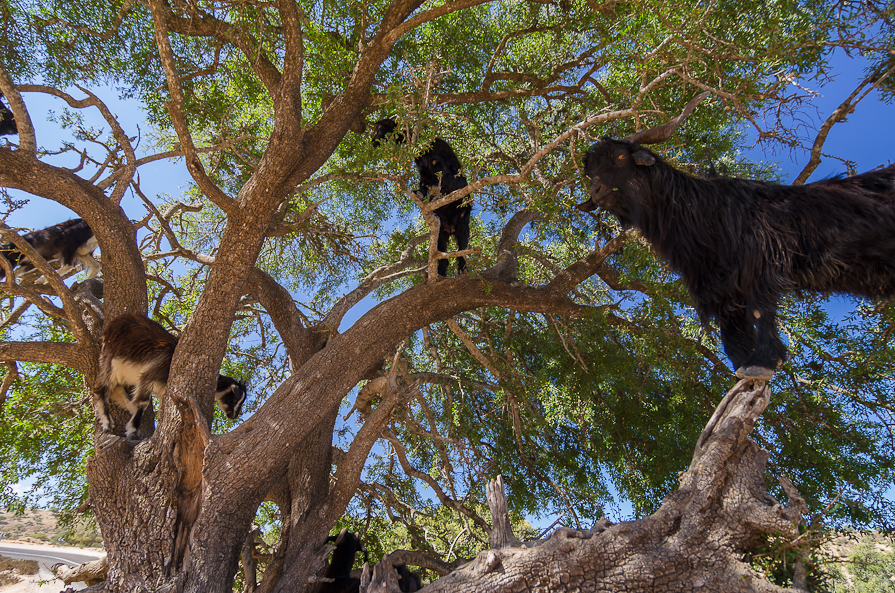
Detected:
[
  {"left": 0, "top": 554, "right": 39, "bottom": 574},
  {"left": 0, "top": 571, "right": 24, "bottom": 586}
]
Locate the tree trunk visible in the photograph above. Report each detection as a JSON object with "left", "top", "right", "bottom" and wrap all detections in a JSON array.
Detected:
[{"left": 419, "top": 379, "right": 807, "bottom": 593}]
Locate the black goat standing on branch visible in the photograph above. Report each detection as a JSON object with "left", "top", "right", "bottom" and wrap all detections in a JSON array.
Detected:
[
  {"left": 577, "top": 93, "right": 895, "bottom": 380},
  {"left": 372, "top": 117, "right": 472, "bottom": 277}
]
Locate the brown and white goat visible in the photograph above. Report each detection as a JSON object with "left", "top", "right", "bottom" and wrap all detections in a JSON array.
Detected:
[{"left": 95, "top": 313, "right": 246, "bottom": 440}]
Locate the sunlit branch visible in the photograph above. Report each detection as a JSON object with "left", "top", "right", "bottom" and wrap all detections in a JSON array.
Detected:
[
  {"left": 795, "top": 62, "right": 895, "bottom": 184},
  {"left": 18, "top": 85, "right": 138, "bottom": 204},
  {"left": 275, "top": 0, "right": 305, "bottom": 123},
  {"left": 0, "top": 65, "right": 35, "bottom": 156},
  {"left": 146, "top": 0, "right": 238, "bottom": 216},
  {"left": 388, "top": 0, "right": 491, "bottom": 42},
  {"left": 324, "top": 234, "right": 428, "bottom": 329}
]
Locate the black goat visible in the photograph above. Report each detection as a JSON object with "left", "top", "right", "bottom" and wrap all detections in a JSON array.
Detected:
[
  {"left": 576, "top": 95, "right": 895, "bottom": 379},
  {"left": 373, "top": 117, "right": 472, "bottom": 276},
  {"left": 393, "top": 563, "right": 421, "bottom": 592},
  {"left": 95, "top": 313, "right": 247, "bottom": 440},
  {"left": 0, "top": 218, "right": 99, "bottom": 281},
  {"left": 320, "top": 528, "right": 368, "bottom": 593},
  {"left": 0, "top": 94, "right": 16, "bottom": 136}
]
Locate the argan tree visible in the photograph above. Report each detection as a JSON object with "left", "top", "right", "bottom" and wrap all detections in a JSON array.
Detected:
[{"left": 0, "top": 0, "right": 892, "bottom": 592}]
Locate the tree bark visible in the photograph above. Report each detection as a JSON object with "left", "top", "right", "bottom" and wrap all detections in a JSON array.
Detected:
[
  {"left": 54, "top": 556, "right": 109, "bottom": 586},
  {"left": 419, "top": 379, "right": 807, "bottom": 593},
  {"left": 486, "top": 475, "right": 521, "bottom": 550}
]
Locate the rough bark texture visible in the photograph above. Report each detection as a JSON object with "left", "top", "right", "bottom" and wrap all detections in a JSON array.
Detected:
[
  {"left": 487, "top": 475, "right": 522, "bottom": 550},
  {"left": 418, "top": 379, "right": 806, "bottom": 593},
  {"left": 54, "top": 556, "right": 109, "bottom": 586}
]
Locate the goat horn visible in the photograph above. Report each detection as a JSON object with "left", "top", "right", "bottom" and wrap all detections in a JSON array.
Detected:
[{"left": 623, "top": 91, "right": 712, "bottom": 145}]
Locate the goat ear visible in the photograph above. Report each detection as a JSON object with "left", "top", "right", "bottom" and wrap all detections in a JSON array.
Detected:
[{"left": 632, "top": 150, "right": 655, "bottom": 166}]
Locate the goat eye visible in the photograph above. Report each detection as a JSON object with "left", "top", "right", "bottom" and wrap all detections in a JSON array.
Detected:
[{"left": 617, "top": 154, "right": 627, "bottom": 160}]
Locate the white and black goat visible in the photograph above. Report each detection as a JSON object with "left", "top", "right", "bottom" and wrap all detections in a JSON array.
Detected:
[
  {"left": 0, "top": 218, "right": 100, "bottom": 281},
  {"left": 95, "top": 313, "right": 247, "bottom": 440}
]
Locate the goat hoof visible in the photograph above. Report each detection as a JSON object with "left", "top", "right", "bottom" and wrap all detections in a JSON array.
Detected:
[{"left": 735, "top": 365, "right": 775, "bottom": 380}]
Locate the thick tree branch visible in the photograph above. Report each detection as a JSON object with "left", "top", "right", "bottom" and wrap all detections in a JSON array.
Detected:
[
  {"left": 546, "top": 233, "right": 628, "bottom": 295},
  {"left": 164, "top": 8, "right": 283, "bottom": 93},
  {"left": 246, "top": 267, "right": 326, "bottom": 368},
  {"left": 0, "top": 65, "right": 35, "bottom": 155},
  {"left": 0, "top": 341, "right": 91, "bottom": 374},
  {"left": 0, "top": 147, "right": 148, "bottom": 318}
]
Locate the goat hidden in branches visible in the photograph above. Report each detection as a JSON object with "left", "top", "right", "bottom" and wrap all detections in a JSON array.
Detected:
[
  {"left": 319, "top": 528, "right": 368, "bottom": 593},
  {"left": 372, "top": 117, "right": 472, "bottom": 277},
  {"left": 94, "top": 313, "right": 247, "bottom": 440},
  {"left": 577, "top": 95, "right": 895, "bottom": 380},
  {"left": 0, "top": 94, "right": 17, "bottom": 136},
  {"left": 0, "top": 218, "right": 100, "bottom": 281}
]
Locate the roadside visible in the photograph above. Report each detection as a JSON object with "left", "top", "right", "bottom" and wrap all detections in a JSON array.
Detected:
[{"left": 0, "top": 540, "right": 105, "bottom": 592}]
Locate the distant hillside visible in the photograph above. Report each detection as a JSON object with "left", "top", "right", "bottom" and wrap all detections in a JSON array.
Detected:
[
  {"left": 824, "top": 532, "right": 895, "bottom": 592},
  {"left": 0, "top": 509, "right": 102, "bottom": 547}
]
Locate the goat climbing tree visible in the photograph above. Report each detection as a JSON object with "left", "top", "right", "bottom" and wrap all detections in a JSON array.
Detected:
[{"left": 0, "top": 1, "right": 892, "bottom": 592}]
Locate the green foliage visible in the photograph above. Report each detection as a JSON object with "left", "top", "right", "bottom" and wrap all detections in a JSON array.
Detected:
[
  {"left": 0, "top": 319, "right": 92, "bottom": 514},
  {"left": 0, "top": 0, "right": 892, "bottom": 579},
  {"left": 746, "top": 523, "right": 835, "bottom": 592}
]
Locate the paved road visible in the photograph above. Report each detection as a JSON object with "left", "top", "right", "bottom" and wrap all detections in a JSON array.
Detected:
[
  {"left": 0, "top": 542, "right": 104, "bottom": 592},
  {"left": 0, "top": 542, "right": 103, "bottom": 568}
]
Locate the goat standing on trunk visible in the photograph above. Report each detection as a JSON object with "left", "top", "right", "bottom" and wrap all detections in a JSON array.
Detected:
[
  {"left": 577, "top": 93, "right": 895, "bottom": 379},
  {"left": 95, "top": 313, "right": 247, "bottom": 440},
  {"left": 319, "top": 528, "right": 368, "bottom": 593},
  {"left": 0, "top": 94, "right": 17, "bottom": 136}
]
